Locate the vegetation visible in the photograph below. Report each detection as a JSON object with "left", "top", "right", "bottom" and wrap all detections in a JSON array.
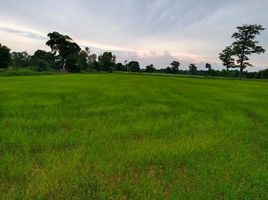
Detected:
[
  {"left": 0, "top": 74, "right": 267, "bottom": 199},
  {"left": 128, "top": 61, "right": 140, "bottom": 72},
  {"left": 0, "top": 43, "right": 11, "bottom": 67},
  {"left": 146, "top": 64, "right": 156, "bottom": 73},
  {"left": 0, "top": 24, "right": 266, "bottom": 79},
  {"left": 219, "top": 24, "right": 265, "bottom": 79},
  {"left": 170, "top": 61, "right": 180, "bottom": 74},
  {"left": 188, "top": 64, "right": 198, "bottom": 74}
]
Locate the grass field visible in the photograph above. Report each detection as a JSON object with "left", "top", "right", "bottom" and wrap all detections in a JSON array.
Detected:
[{"left": 0, "top": 74, "right": 267, "bottom": 199}]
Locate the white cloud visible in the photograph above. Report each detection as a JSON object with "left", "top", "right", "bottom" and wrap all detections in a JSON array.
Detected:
[{"left": 0, "top": 0, "right": 267, "bottom": 70}]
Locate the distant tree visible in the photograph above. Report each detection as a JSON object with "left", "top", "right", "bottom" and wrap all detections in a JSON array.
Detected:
[
  {"left": 128, "top": 61, "right": 140, "bottom": 72},
  {"left": 219, "top": 46, "right": 235, "bottom": 70},
  {"left": 65, "top": 55, "right": 80, "bottom": 72},
  {"left": 46, "top": 31, "right": 81, "bottom": 72},
  {"left": 88, "top": 53, "right": 97, "bottom": 64},
  {"left": 220, "top": 24, "right": 265, "bottom": 79},
  {"left": 98, "top": 52, "right": 116, "bottom": 72},
  {"left": 165, "top": 67, "right": 172, "bottom": 74},
  {"left": 33, "top": 50, "right": 54, "bottom": 61},
  {"left": 146, "top": 64, "right": 156, "bottom": 73},
  {"left": 0, "top": 43, "right": 11, "bottom": 68},
  {"left": 205, "top": 63, "right": 212, "bottom": 71},
  {"left": 31, "top": 50, "right": 55, "bottom": 71},
  {"left": 87, "top": 54, "right": 98, "bottom": 71},
  {"left": 189, "top": 64, "right": 197, "bottom": 74},
  {"left": 258, "top": 68, "right": 268, "bottom": 79},
  {"left": 77, "top": 47, "right": 91, "bottom": 71},
  {"left": 170, "top": 61, "right": 180, "bottom": 74},
  {"left": 11, "top": 51, "right": 30, "bottom": 67},
  {"left": 114, "top": 63, "right": 126, "bottom": 71},
  {"left": 205, "top": 63, "right": 212, "bottom": 76}
]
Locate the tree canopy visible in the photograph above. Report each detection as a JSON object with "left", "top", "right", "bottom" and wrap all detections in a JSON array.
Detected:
[
  {"left": 146, "top": 64, "right": 156, "bottom": 73},
  {"left": 98, "top": 52, "right": 116, "bottom": 72},
  {"left": 128, "top": 61, "right": 140, "bottom": 72},
  {"left": 0, "top": 26, "right": 266, "bottom": 79},
  {"left": 219, "top": 46, "right": 235, "bottom": 70},
  {"left": 220, "top": 24, "right": 265, "bottom": 79},
  {"left": 46, "top": 32, "right": 81, "bottom": 72},
  {"left": 189, "top": 64, "right": 197, "bottom": 74},
  {"left": 0, "top": 43, "right": 11, "bottom": 68},
  {"left": 170, "top": 61, "right": 180, "bottom": 74}
]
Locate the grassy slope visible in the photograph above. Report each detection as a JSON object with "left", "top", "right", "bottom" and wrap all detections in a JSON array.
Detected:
[{"left": 0, "top": 74, "right": 267, "bottom": 199}]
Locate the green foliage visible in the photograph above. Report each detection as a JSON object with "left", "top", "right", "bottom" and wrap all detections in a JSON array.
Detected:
[
  {"left": 205, "top": 63, "right": 212, "bottom": 71},
  {"left": 145, "top": 64, "right": 156, "bottom": 73},
  {"left": 0, "top": 43, "right": 11, "bottom": 68},
  {"left": 98, "top": 52, "right": 116, "bottom": 72},
  {"left": 219, "top": 46, "right": 235, "bottom": 70},
  {"left": 11, "top": 51, "right": 30, "bottom": 67},
  {"left": 258, "top": 69, "right": 268, "bottom": 79},
  {"left": 128, "top": 61, "right": 140, "bottom": 72},
  {"left": 220, "top": 24, "right": 265, "bottom": 79},
  {"left": 0, "top": 67, "right": 57, "bottom": 76},
  {"left": 189, "top": 63, "right": 197, "bottom": 74},
  {"left": 170, "top": 61, "right": 180, "bottom": 74},
  {"left": 0, "top": 74, "right": 267, "bottom": 199},
  {"left": 114, "top": 62, "right": 127, "bottom": 71},
  {"left": 77, "top": 48, "right": 90, "bottom": 71},
  {"left": 31, "top": 50, "right": 56, "bottom": 71},
  {"left": 46, "top": 32, "right": 81, "bottom": 72}
]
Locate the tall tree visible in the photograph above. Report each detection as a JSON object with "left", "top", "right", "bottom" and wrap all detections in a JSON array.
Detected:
[
  {"left": 170, "top": 61, "right": 180, "bottom": 74},
  {"left": 128, "top": 61, "right": 140, "bottom": 72},
  {"left": 220, "top": 24, "right": 265, "bottom": 79},
  {"left": 46, "top": 32, "right": 81, "bottom": 72},
  {"left": 205, "top": 63, "right": 212, "bottom": 71},
  {"left": 189, "top": 64, "right": 197, "bottom": 74},
  {"left": 146, "top": 64, "right": 156, "bottom": 73},
  {"left": 98, "top": 52, "right": 116, "bottom": 72},
  {"left": 31, "top": 50, "right": 55, "bottom": 71},
  {"left": 11, "top": 51, "right": 30, "bottom": 67},
  {"left": 0, "top": 43, "right": 11, "bottom": 68},
  {"left": 219, "top": 46, "right": 235, "bottom": 70},
  {"left": 77, "top": 47, "right": 91, "bottom": 71},
  {"left": 114, "top": 63, "right": 127, "bottom": 71}
]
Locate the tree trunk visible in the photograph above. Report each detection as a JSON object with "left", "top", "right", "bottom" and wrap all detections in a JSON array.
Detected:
[
  {"left": 62, "top": 58, "right": 66, "bottom": 72},
  {"left": 239, "top": 67, "right": 243, "bottom": 80},
  {"left": 63, "top": 63, "right": 66, "bottom": 72}
]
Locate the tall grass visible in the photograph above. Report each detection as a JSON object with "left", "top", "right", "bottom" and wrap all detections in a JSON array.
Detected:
[{"left": 0, "top": 74, "right": 267, "bottom": 199}]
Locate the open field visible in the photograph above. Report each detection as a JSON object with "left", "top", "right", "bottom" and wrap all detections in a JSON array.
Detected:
[{"left": 0, "top": 74, "right": 267, "bottom": 199}]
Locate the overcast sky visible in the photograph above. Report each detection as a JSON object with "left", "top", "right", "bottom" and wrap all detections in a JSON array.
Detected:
[{"left": 0, "top": 0, "right": 267, "bottom": 70}]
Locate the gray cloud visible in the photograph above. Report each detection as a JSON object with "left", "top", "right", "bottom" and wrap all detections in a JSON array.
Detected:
[
  {"left": 0, "top": 0, "right": 267, "bottom": 70},
  {"left": 0, "top": 27, "right": 47, "bottom": 40}
]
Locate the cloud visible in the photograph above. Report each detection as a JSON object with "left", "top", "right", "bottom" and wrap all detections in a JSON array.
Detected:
[
  {"left": 0, "top": 0, "right": 267, "bottom": 70},
  {"left": 0, "top": 27, "right": 47, "bottom": 41}
]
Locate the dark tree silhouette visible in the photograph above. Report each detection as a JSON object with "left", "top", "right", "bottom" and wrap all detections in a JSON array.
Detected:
[
  {"left": 114, "top": 63, "right": 126, "bottom": 71},
  {"left": 219, "top": 46, "right": 235, "bottom": 70},
  {"left": 205, "top": 63, "right": 212, "bottom": 71},
  {"left": 128, "top": 61, "right": 140, "bottom": 72},
  {"left": 46, "top": 32, "right": 81, "bottom": 72},
  {"left": 0, "top": 43, "right": 11, "bottom": 68},
  {"left": 31, "top": 50, "right": 55, "bottom": 71},
  {"left": 98, "top": 52, "right": 116, "bottom": 72},
  {"left": 220, "top": 24, "right": 265, "bottom": 79},
  {"left": 146, "top": 64, "right": 156, "bottom": 73},
  {"left": 11, "top": 51, "right": 30, "bottom": 67},
  {"left": 77, "top": 47, "right": 91, "bottom": 71},
  {"left": 170, "top": 61, "right": 180, "bottom": 74},
  {"left": 189, "top": 64, "right": 197, "bottom": 74}
]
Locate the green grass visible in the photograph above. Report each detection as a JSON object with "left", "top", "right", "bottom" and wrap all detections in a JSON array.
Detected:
[
  {"left": 0, "top": 74, "right": 267, "bottom": 199},
  {"left": 0, "top": 67, "right": 58, "bottom": 77}
]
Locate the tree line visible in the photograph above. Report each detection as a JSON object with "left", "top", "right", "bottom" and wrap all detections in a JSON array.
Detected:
[{"left": 0, "top": 24, "right": 267, "bottom": 79}]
